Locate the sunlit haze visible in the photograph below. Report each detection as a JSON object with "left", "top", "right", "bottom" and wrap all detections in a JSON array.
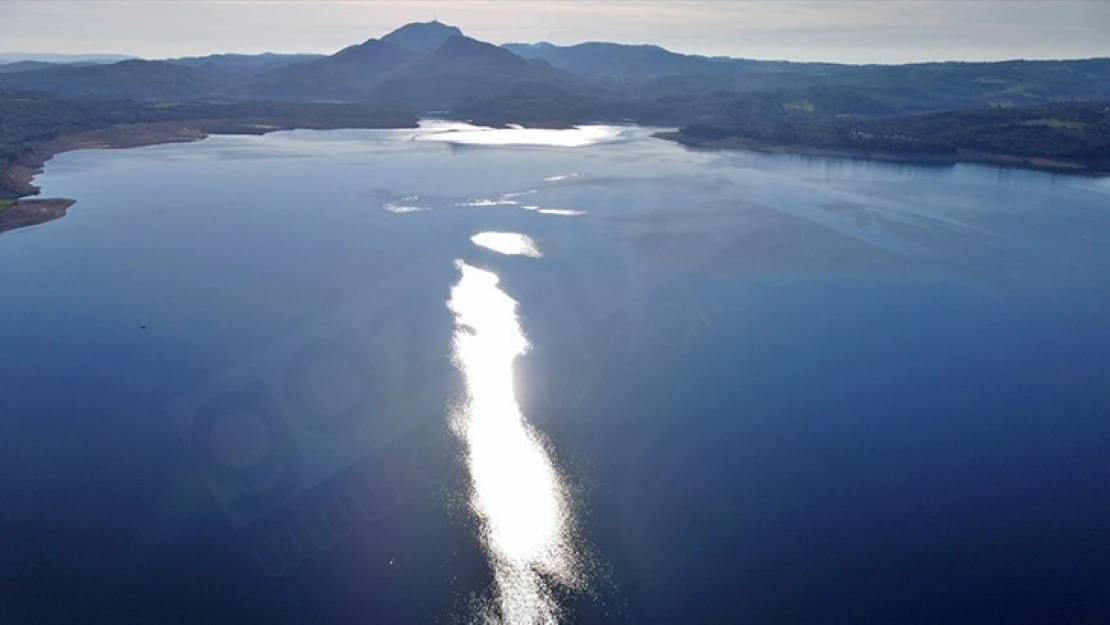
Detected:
[{"left": 4, "top": 0, "right": 1109, "bottom": 63}]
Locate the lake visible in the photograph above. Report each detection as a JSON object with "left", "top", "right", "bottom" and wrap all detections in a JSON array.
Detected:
[{"left": 1, "top": 122, "right": 1108, "bottom": 624}]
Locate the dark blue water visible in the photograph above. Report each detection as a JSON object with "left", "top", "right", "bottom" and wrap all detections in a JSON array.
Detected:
[{"left": 1, "top": 125, "right": 1108, "bottom": 624}]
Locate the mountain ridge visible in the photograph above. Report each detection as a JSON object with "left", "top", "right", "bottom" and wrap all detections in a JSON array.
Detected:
[
  {"left": 2, "top": 20, "right": 1109, "bottom": 196},
  {"left": 1, "top": 21, "right": 1108, "bottom": 120},
  {"left": 0, "top": 59, "right": 224, "bottom": 100},
  {"left": 367, "top": 34, "right": 582, "bottom": 110},
  {"left": 249, "top": 39, "right": 417, "bottom": 100},
  {"left": 381, "top": 20, "right": 465, "bottom": 55}
]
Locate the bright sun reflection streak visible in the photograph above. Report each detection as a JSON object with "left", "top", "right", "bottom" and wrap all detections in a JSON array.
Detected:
[
  {"left": 537, "top": 209, "right": 587, "bottom": 217},
  {"left": 472, "top": 232, "right": 543, "bottom": 258},
  {"left": 448, "top": 261, "right": 582, "bottom": 624},
  {"left": 415, "top": 124, "right": 624, "bottom": 148}
]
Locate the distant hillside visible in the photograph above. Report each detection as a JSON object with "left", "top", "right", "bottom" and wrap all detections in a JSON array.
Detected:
[
  {"left": 249, "top": 40, "right": 416, "bottom": 100},
  {"left": 2, "top": 22, "right": 1109, "bottom": 178},
  {"left": 0, "top": 60, "right": 224, "bottom": 100},
  {"left": 369, "top": 35, "right": 580, "bottom": 111},
  {"left": 381, "top": 21, "right": 464, "bottom": 55},
  {"left": 167, "top": 53, "right": 324, "bottom": 77},
  {"left": 506, "top": 41, "right": 1110, "bottom": 115},
  {"left": 245, "top": 22, "right": 474, "bottom": 101},
  {"left": 810, "top": 58, "right": 1110, "bottom": 115},
  {"left": 453, "top": 81, "right": 611, "bottom": 127},
  {"left": 664, "top": 100, "right": 1110, "bottom": 171},
  {"left": 866, "top": 101, "right": 1110, "bottom": 158},
  {"left": 0, "top": 61, "right": 63, "bottom": 74},
  {"left": 2, "top": 22, "right": 1108, "bottom": 125},
  {"left": 0, "top": 53, "right": 135, "bottom": 64},
  {"left": 504, "top": 41, "right": 851, "bottom": 89},
  {"left": 504, "top": 41, "right": 733, "bottom": 85}
]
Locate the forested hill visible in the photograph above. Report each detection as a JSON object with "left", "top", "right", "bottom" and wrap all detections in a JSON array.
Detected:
[
  {"left": 0, "top": 60, "right": 223, "bottom": 100},
  {"left": 1, "top": 22, "right": 1108, "bottom": 116},
  {"left": 664, "top": 101, "right": 1110, "bottom": 170}
]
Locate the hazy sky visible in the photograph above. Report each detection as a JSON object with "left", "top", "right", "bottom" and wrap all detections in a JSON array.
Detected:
[{"left": 4, "top": 0, "right": 1109, "bottom": 64}]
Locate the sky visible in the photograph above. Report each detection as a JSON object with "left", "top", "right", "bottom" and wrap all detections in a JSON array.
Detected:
[{"left": 3, "top": 0, "right": 1109, "bottom": 64}]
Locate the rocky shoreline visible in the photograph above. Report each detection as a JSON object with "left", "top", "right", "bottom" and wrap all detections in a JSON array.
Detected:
[
  {"left": 654, "top": 131, "right": 1110, "bottom": 175},
  {"left": 0, "top": 199, "right": 78, "bottom": 235},
  {"left": 1, "top": 117, "right": 420, "bottom": 201},
  {"left": 0, "top": 118, "right": 418, "bottom": 234},
  {"left": 0, "top": 122, "right": 218, "bottom": 200}
]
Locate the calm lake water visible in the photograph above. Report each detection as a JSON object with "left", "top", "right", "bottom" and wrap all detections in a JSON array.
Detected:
[{"left": 2, "top": 123, "right": 1109, "bottom": 624}]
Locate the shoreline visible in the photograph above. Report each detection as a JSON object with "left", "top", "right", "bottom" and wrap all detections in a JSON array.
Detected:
[
  {"left": 0, "top": 118, "right": 417, "bottom": 235},
  {"left": 0, "top": 116, "right": 585, "bottom": 203},
  {"left": 654, "top": 131, "right": 1110, "bottom": 175},
  {"left": 1, "top": 118, "right": 419, "bottom": 201},
  {"left": 1, "top": 122, "right": 211, "bottom": 200},
  {"left": 0, "top": 199, "right": 77, "bottom": 235},
  {"left": 3, "top": 122, "right": 1103, "bottom": 235}
]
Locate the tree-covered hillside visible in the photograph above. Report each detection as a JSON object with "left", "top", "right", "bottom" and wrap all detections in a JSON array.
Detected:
[
  {"left": 671, "top": 101, "right": 1110, "bottom": 163},
  {"left": 4, "top": 23, "right": 1107, "bottom": 118},
  {"left": 0, "top": 60, "right": 226, "bottom": 100}
]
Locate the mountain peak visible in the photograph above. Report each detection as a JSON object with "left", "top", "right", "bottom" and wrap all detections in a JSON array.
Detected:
[{"left": 382, "top": 21, "right": 465, "bottom": 55}]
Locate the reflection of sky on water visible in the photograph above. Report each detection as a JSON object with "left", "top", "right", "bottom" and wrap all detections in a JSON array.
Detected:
[{"left": 447, "top": 261, "right": 584, "bottom": 624}]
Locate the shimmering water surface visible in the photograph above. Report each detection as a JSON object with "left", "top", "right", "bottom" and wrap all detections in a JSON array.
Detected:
[{"left": 1, "top": 123, "right": 1109, "bottom": 624}]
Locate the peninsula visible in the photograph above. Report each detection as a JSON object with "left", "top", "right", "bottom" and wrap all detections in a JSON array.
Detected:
[{"left": 0, "top": 198, "right": 76, "bottom": 235}]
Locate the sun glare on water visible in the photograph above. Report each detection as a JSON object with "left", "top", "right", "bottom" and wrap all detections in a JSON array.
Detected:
[
  {"left": 415, "top": 122, "right": 624, "bottom": 148},
  {"left": 471, "top": 232, "right": 543, "bottom": 258},
  {"left": 447, "top": 261, "right": 585, "bottom": 624}
]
